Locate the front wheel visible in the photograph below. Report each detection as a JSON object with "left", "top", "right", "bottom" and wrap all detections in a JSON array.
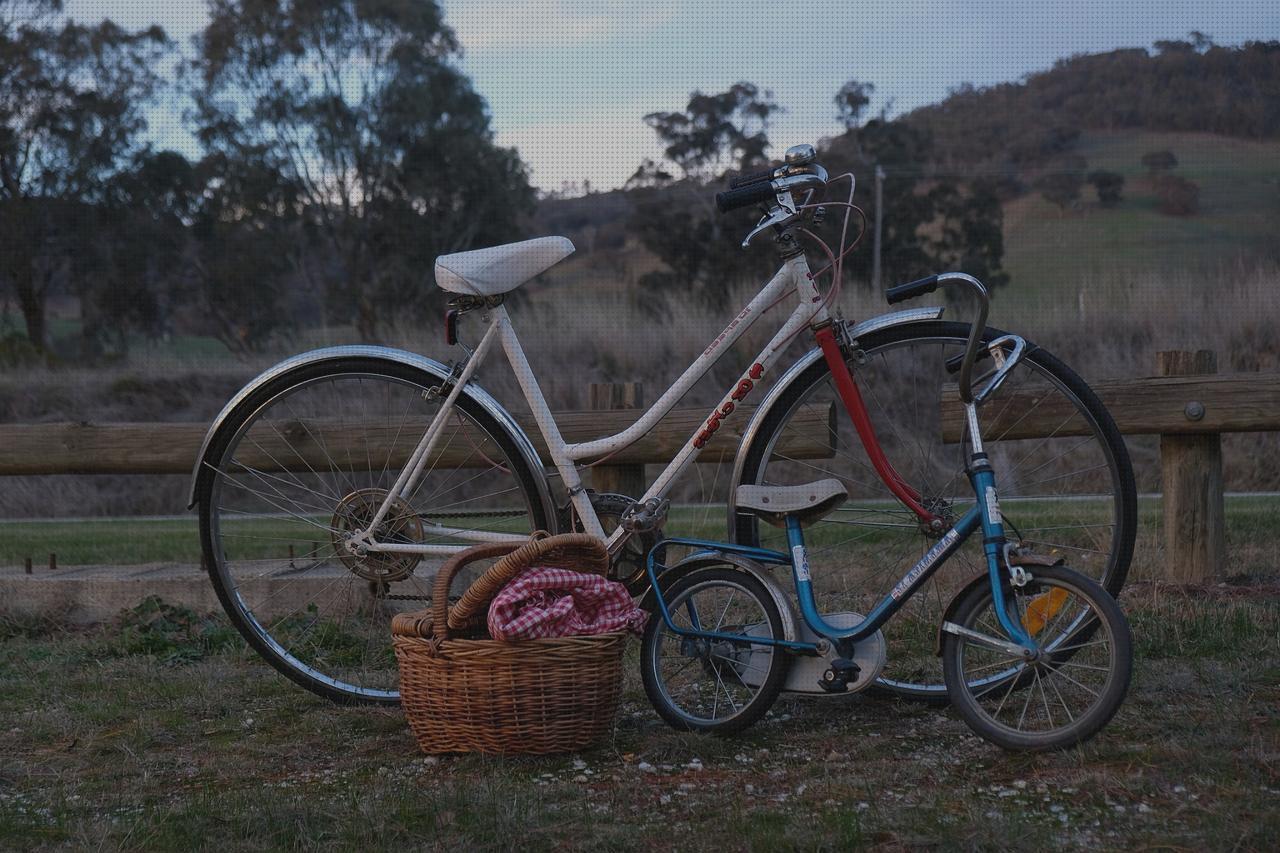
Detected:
[
  {"left": 195, "top": 356, "right": 550, "bottom": 704},
  {"left": 732, "top": 320, "right": 1136, "bottom": 701},
  {"left": 641, "top": 568, "right": 791, "bottom": 734},
  {"left": 941, "top": 564, "right": 1132, "bottom": 751}
]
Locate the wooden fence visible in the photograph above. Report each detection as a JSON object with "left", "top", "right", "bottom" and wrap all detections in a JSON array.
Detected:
[
  {"left": 0, "top": 394, "right": 835, "bottom": 476},
  {"left": 3, "top": 354, "right": 1276, "bottom": 583},
  {"left": 940, "top": 350, "right": 1280, "bottom": 584}
]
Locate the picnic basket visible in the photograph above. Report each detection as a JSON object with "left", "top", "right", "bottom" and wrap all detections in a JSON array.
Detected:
[{"left": 391, "top": 533, "right": 627, "bottom": 755}]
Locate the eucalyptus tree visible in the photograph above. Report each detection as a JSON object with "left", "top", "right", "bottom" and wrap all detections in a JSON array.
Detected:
[
  {"left": 0, "top": 0, "right": 169, "bottom": 352},
  {"left": 195, "top": 0, "right": 532, "bottom": 340}
]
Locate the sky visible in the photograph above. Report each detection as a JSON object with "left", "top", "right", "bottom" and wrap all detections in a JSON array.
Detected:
[{"left": 63, "top": 0, "right": 1280, "bottom": 192}]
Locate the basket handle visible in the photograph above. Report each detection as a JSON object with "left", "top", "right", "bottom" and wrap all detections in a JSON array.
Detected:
[
  {"left": 430, "top": 541, "right": 522, "bottom": 642},
  {"left": 446, "top": 532, "right": 611, "bottom": 631}
]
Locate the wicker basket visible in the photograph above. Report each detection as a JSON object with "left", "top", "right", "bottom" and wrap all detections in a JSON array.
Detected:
[{"left": 392, "top": 533, "right": 627, "bottom": 755}]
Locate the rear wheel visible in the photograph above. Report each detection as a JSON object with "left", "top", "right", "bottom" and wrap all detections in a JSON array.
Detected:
[
  {"left": 732, "top": 321, "right": 1136, "bottom": 701},
  {"left": 195, "top": 357, "right": 548, "bottom": 704},
  {"left": 641, "top": 568, "right": 790, "bottom": 733}
]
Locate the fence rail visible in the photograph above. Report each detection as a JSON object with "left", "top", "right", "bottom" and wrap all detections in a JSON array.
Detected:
[
  {"left": 0, "top": 401, "right": 836, "bottom": 476},
  {"left": 3, "top": 354, "right": 1275, "bottom": 584},
  {"left": 940, "top": 371, "right": 1280, "bottom": 441},
  {"left": 941, "top": 350, "right": 1277, "bottom": 584}
]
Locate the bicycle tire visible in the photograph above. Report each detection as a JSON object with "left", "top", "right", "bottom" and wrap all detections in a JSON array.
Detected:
[
  {"left": 641, "top": 567, "right": 791, "bottom": 733},
  {"left": 195, "top": 356, "right": 549, "bottom": 704}
]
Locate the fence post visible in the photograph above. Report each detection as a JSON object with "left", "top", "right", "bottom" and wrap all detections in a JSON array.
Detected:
[
  {"left": 1158, "top": 350, "right": 1225, "bottom": 584},
  {"left": 588, "top": 382, "right": 645, "bottom": 498}
]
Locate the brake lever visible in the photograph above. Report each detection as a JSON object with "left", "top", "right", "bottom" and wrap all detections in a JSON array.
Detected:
[{"left": 741, "top": 196, "right": 797, "bottom": 247}]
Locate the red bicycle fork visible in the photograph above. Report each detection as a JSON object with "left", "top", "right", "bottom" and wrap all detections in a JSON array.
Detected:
[{"left": 813, "top": 324, "right": 939, "bottom": 525}]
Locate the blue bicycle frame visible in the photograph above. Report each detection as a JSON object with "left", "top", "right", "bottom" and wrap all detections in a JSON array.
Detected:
[
  {"left": 645, "top": 466, "right": 1037, "bottom": 655},
  {"left": 647, "top": 272, "right": 1041, "bottom": 658}
]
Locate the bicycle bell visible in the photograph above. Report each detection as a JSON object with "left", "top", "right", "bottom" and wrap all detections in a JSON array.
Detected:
[{"left": 784, "top": 143, "right": 817, "bottom": 166}]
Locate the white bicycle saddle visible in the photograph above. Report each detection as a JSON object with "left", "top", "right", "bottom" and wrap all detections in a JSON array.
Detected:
[{"left": 434, "top": 236, "right": 575, "bottom": 297}]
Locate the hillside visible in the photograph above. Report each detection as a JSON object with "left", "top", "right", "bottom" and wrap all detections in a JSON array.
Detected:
[
  {"left": 533, "top": 41, "right": 1280, "bottom": 307},
  {"left": 903, "top": 40, "right": 1280, "bottom": 171},
  {"left": 999, "top": 131, "right": 1280, "bottom": 298},
  {"left": 532, "top": 128, "right": 1280, "bottom": 308}
]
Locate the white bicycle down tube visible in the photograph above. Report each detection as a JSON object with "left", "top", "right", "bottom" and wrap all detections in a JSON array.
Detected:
[{"left": 640, "top": 254, "right": 827, "bottom": 505}]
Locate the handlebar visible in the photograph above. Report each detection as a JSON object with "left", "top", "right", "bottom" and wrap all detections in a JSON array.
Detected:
[
  {"left": 885, "top": 275, "right": 939, "bottom": 304},
  {"left": 716, "top": 181, "right": 778, "bottom": 213},
  {"left": 714, "top": 145, "right": 829, "bottom": 246},
  {"left": 716, "top": 166, "right": 829, "bottom": 214},
  {"left": 885, "top": 272, "right": 989, "bottom": 403},
  {"left": 728, "top": 166, "right": 780, "bottom": 189}
]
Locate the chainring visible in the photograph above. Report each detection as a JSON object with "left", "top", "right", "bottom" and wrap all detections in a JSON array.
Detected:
[{"left": 561, "top": 492, "right": 659, "bottom": 594}]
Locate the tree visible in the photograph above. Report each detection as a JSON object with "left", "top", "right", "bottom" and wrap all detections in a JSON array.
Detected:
[
  {"left": 628, "top": 83, "right": 785, "bottom": 309},
  {"left": 834, "top": 79, "right": 876, "bottom": 161},
  {"left": 0, "top": 1, "right": 169, "bottom": 352},
  {"left": 835, "top": 80, "right": 875, "bottom": 130},
  {"left": 189, "top": 149, "right": 301, "bottom": 354},
  {"left": 811, "top": 110, "right": 1009, "bottom": 291},
  {"left": 1189, "top": 31, "right": 1215, "bottom": 51},
  {"left": 1035, "top": 172, "right": 1084, "bottom": 212},
  {"left": 928, "top": 179, "right": 1010, "bottom": 292},
  {"left": 1088, "top": 170, "right": 1125, "bottom": 207},
  {"left": 1141, "top": 150, "right": 1178, "bottom": 175},
  {"left": 195, "top": 0, "right": 533, "bottom": 341},
  {"left": 631, "top": 81, "right": 1009, "bottom": 306},
  {"left": 86, "top": 150, "right": 202, "bottom": 357},
  {"left": 642, "top": 83, "right": 779, "bottom": 181},
  {"left": 1154, "top": 174, "right": 1200, "bottom": 215}
]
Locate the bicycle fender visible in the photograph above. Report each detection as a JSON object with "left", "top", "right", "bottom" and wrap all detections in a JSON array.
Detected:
[
  {"left": 185, "top": 345, "right": 556, "bottom": 531},
  {"left": 933, "top": 552, "right": 1065, "bottom": 655},
  {"left": 640, "top": 550, "right": 800, "bottom": 644},
  {"left": 727, "top": 307, "right": 944, "bottom": 537}
]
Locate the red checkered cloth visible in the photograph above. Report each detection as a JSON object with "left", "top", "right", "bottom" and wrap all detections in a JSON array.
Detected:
[{"left": 486, "top": 567, "right": 647, "bottom": 641}]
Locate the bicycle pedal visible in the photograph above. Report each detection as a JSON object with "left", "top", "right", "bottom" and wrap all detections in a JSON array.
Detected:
[{"left": 818, "top": 658, "right": 860, "bottom": 694}]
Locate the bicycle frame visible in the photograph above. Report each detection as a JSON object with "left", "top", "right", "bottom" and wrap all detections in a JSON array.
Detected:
[
  {"left": 356, "top": 251, "right": 829, "bottom": 553},
  {"left": 353, "top": 247, "right": 941, "bottom": 569},
  {"left": 645, "top": 438, "right": 1037, "bottom": 656}
]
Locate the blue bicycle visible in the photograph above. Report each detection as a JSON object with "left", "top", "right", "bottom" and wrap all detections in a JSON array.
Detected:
[{"left": 640, "top": 276, "right": 1132, "bottom": 751}]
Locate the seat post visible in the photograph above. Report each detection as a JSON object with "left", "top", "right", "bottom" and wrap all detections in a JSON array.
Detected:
[{"left": 785, "top": 515, "right": 807, "bottom": 572}]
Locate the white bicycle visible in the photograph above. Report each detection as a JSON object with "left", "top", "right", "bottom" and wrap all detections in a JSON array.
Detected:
[{"left": 190, "top": 144, "right": 1135, "bottom": 704}]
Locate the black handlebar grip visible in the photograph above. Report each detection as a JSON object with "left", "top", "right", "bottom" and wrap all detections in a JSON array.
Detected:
[
  {"left": 715, "top": 180, "right": 777, "bottom": 213},
  {"left": 885, "top": 275, "right": 940, "bottom": 305},
  {"left": 728, "top": 166, "right": 778, "bottom": 189}
]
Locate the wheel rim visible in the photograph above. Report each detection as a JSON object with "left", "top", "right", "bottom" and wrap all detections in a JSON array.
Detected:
[
  {"left": 649, "top": 578, "right": 778, "bottom": 727},
  {"left": 957, "top": 578, "right": 1121, "bottom": 738},
  {"left": 740, "top": 331, "right": 1128, "bottom": 696},
  {"left": 206, "top": 369, "right": 540, "bottom": 700}
]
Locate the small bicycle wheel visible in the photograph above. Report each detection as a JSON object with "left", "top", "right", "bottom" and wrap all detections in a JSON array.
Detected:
[
  {"left": 195, "top": 356, "right": 549, "bottom": 704},
  {"left": 941, "top": 564, "right": 1132, "bottom": 751},
  {"left": 733, "top": 320, "right": 1136, "bottom": 701},
  {"left": 641, "top": 567, "right": 791, "bottom": 734}
]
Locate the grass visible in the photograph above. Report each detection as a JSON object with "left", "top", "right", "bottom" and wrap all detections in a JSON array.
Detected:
[
  {"left": 1000, "top": 131, "right": 1280, "bottom": 304},
  {"left": 0, "top": 585, "right": 1276, "bottom": 850},
  {"left": 8, "top": 496, "right": 1279, "bottom": 583}
]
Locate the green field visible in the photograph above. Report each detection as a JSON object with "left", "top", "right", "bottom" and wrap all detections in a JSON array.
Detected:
[{"left": 1001, "top": 131, "right": 1280, "bottom": 303}]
